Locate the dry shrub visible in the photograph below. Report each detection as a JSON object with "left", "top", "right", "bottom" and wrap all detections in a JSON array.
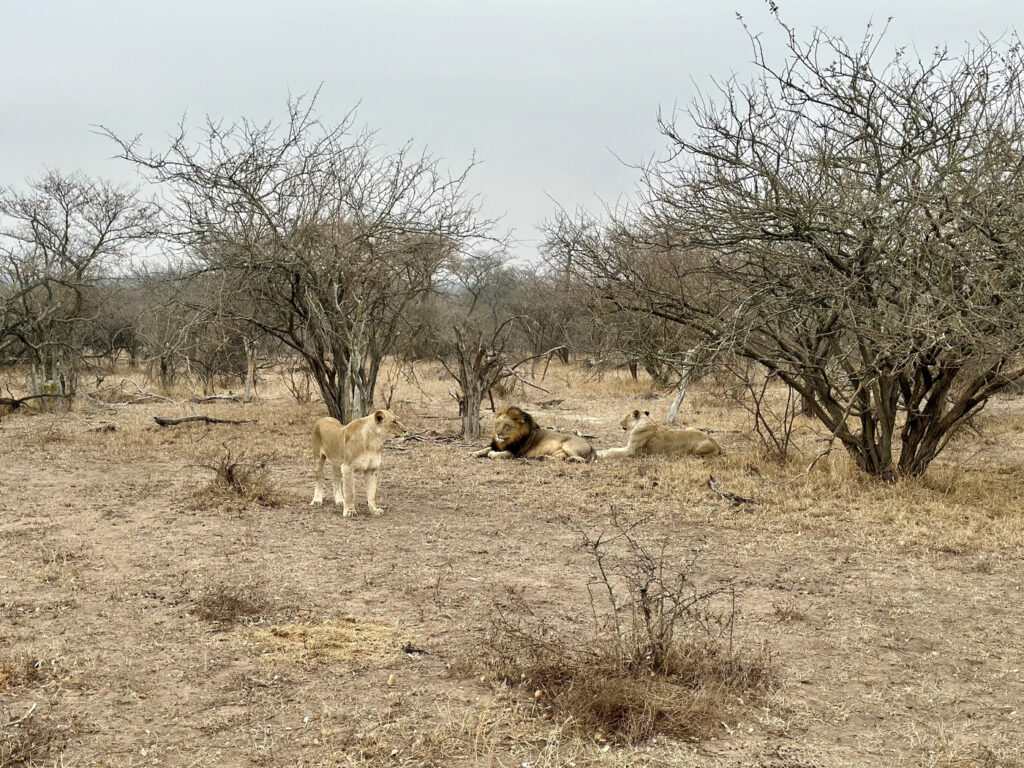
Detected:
[
  {"left": 479, "top": 509, "right": 775, "bottom": 744},
  {"left": 22, "top": 421, "right": 68, "bottom": 447},
  {"left": 195, "top": 442, "right": 279, "bottom": 507},
  {"left": 0, "top": 653, "right": 51, "bottom": 689},
  {"left": 282, "top": 358, "right": 313, "bottom": 403},
  {"left": 193, "top": 577, "right": 271, "bottom": 625},
  {"left": 0, "top": 709, "right": 70, "bottom": 768}
]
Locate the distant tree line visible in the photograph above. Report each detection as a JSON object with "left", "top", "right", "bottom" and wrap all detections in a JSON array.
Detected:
[{"left": 4, "top": 22, "right": 1024, "bottom": 478}]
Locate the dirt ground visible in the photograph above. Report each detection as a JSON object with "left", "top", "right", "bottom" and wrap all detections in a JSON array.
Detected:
[{"left": 1, "top": 363, "right": 1022, "bottom": 767}]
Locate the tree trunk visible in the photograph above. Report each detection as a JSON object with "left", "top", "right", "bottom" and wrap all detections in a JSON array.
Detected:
[
  {"left": 666, "top": 350, "right": 695, "bottom": 425},
  {"left": 460, "top": 375, "right": 484, "bottom": 439},
  {"left": 308, "top": 355, "right": 352, "bottom": 423},
  {"left": 666, "top": 371, "right": 690, "bottom": 424},
  {"left": 243, "top": 338, "right": 257, "bottom": 402}
]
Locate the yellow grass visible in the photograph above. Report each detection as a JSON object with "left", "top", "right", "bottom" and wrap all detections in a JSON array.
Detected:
[{"left": 242, "top": 619, "right": 407, "bottom": 667}]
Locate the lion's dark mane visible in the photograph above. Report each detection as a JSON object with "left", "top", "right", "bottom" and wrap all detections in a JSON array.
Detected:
[{"left": 490, "top": 407, "right": 538, "bottom": 456}]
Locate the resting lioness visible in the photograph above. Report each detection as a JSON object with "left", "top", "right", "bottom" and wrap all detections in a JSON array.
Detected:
[
  {"left": 597, "top": 409, "right": 721, "bottom": 459},
  {"left": 310, "top": 409, "right": 406, "bottom": 516},
  {"left": 471, "top": 406, "right": 595, "bottom": 463}
]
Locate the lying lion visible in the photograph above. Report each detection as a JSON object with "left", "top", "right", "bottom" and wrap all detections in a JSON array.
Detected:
[
  {"left": 310, "top": 409, "right": 406, "bottom": 515},
  {"left": 472, "top": 406, "right": 595, "bottom": 463},
  {"left": 597, "top": 409, "right": 721, "bottom": 459}
]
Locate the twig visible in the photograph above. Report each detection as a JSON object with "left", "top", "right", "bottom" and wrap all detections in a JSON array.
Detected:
[
  {"left": 707, "top": 475, "right": 757, "bottom": 505},
  {"left": 153, "top": 416, "right": 251, "bottom": 427},
  {"left": 0, "top": 393, "right": 65, "bottom": 410},
  {"left": 398, "top": 432, "right": 473, "bottom": 447},
  {"left": 80, "top": 393, "right": 123, "bottom": 410},
  {"left": 537, "top": 398, "right": 564, "bottom": 407},
  {"left": 121, "top": 378, "right": 177, "bottom": 403},
  {"left": 502, "top": 365, "right": 551, "bottom": 393},
  {"left": 191, "top": 394, "right": 243, "bottom": 403},
  {"left": 3, "top": 702, "right": 37, "bottom": 727}
]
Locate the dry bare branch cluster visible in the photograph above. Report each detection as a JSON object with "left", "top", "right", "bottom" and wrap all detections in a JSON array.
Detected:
[
  {"left": 100, "top": 93, "right": 496, "bottom": 422},
  {"left": 545, "top": 25, "right": 1024, "bottom": 478}
]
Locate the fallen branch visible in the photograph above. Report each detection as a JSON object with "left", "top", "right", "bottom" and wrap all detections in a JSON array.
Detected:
[
  {"left": 191, "top": 394, "right": 243, "bottom": 403},
  {"left": 3, "top": 702, "right": 37, "bottom": 727},
  {"left": 153, "top": 415, "right": 251, "bottom": 427},
  {"left": 121, "top": 378, "right": 177, "bottom": 403},
  {"left": 707, "top": 475, "right": 757, "bottom": 505},
  {"left": 399, "top": 432, "right": 474, "bottom": 447},
  {"left": 502, "top": 365, "right": 551, "bottom": 394},
  {"left": 0, "top": 393, "right": 65, "bottom": 411}
]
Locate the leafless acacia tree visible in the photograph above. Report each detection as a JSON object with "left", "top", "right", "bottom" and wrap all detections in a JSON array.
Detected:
[
  {"left": 0, "top": 172, "right": 155, "bottom": 405},
  {"left": 101, "top": 94, "right": 492, "bottom": 422},
  {"left": 437, "top": 253, "right": 553, "bottom": 439},
  {"left": 546, "top": 25, "right": 1024, "bottom": 479}
]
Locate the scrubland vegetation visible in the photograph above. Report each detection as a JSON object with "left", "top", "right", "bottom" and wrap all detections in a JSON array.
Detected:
[{"left": 2, "top": 18, "right": 1024, "bottom": 768}]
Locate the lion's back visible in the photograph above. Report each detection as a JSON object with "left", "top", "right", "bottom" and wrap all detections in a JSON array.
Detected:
[
  {"left": 312, "top": 417, "right": 344, "bottom": 450},
  {"left": 313, "top": 415, "right": 382, "bottom": 466},
  {"left": 524, "top": 427, "right": 595, "bottom": 460},
  {"left": 634, "top": 424, "right": 721, "bottom": 456}
]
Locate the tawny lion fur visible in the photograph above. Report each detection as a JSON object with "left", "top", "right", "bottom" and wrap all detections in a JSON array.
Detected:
[
  {"left": 472, "top": 406, "right": 595, "bottom": 463},
  {"left": 597, "top": 409, "right": 721, "bottom": 459},
  {"left": 310, "top": 409, "right": 406, "bottom": 515}
]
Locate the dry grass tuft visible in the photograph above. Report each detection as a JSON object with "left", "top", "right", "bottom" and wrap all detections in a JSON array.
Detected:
[
  {"left": 476, "top": 510, "right": 776, "bottom": 745},
  {"left": 0, "top": 706, "right": 72, "bottom": 768},
  {"left": 193, "top": 442, "right": 279, "bottom": 508},
  {"left": 192, "top": 577, "right": 271, "bottom": 625},
  {"left": 243, "top": 618, "right": 406, "bottom": 667},
  {"left": 0, "top": 653, "right": 53, "bottom": 689},
  {"left": 20, "top": 419, "right": 69, "bottom": 447},
  {"left": 482, "top": 618, "right": 774, "bottom": 745}
]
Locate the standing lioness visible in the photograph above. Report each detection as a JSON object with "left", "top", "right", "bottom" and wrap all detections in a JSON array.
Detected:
[
  {"left": 597, "top": 410, "right": 721, "bottom": 459},
  {"left": 311, "top": 410, "right": 406, "bottom": 516}
]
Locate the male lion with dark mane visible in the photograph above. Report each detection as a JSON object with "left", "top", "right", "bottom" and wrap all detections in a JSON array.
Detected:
[
  {"left": 310, "top": 409, "right": 406, "bottom": 515},
  {"left": 597, "top": 409, "right": 721, "bottom": 459},
  {"left": 471, "top": 406, "right": 595, "bottom": 462}
]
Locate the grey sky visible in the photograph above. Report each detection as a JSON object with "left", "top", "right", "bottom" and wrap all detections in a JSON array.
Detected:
[{"left": 1, "top": 1, "right": 1019, "bottom": 259}]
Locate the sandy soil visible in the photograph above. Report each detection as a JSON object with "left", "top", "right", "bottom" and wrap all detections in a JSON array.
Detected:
[{"left": 1, "top": 365, "right": 1022, "bottom": 767}]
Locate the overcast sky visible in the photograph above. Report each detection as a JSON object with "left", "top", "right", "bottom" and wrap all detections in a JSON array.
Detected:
[{"left": 1, "top": 1, "right": 1019, "bottom": 259}]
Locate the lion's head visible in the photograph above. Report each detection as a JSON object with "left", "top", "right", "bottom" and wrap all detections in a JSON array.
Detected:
[
  {"left": 491, "top": 406, "right": 537, "bottom": 453},
  {"left": 373, "top": 409, "right": 406, "bottom": 437},
  {"left": 619, "top": 409, "right": 651, "bottom": 431}
]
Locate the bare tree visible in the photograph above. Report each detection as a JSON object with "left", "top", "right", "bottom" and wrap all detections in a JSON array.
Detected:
[
  {"left": 435, "top": 254, "right": 559, "bottom": 438},
  {"left": 547, "top": 24, "right": 1024, "bottom": 479},
  {"left": 0, "top": 172, "right": 155, "bottom": 405},
  {"left": 101, "top": 93, "right": 493, "bottom": 422}
]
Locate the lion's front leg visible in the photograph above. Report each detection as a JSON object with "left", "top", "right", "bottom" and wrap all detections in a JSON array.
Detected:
[
  {"left": 470, "top": 446, "right": 493, "bottom": 458},
  {"left": 341, "top": 466, "right": 355, "bottom": 517},
  {"left": 487, "top": 450, "right": 515, "bottom": 460},
  {"left": 364, "top": 469, "right": 382, "bottom": 515},
  {"left": 596, "top": 446, "right": 631, "bottom": 459},
  {"left": 311, "top": 452, "right": 327, "bottom": 506}
]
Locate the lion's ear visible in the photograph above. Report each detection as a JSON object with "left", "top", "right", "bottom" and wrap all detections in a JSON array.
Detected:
[
  {"left": 632, "top": 409, "right": 640, "bottom": 418},
  {"left": 374, "top": 410, "right": 385, "bottom": 423}
]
